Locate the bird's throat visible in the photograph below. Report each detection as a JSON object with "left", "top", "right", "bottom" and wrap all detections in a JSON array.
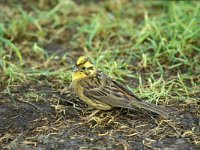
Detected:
[{"left": 72, "top": 72, "right": 87, "bottom": 81}]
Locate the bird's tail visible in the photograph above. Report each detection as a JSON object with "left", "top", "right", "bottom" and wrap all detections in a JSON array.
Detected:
[{"left": 130, "top": 100, "right": 170, "bottom": 118}]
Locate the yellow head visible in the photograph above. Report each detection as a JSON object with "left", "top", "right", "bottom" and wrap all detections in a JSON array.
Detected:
[{"left": 72, "top": 56, "right": 97, "bottom": 81}]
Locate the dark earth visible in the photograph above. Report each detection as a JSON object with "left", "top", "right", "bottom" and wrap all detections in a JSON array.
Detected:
[{"left": 0, "top": 81, "right": 199, "bottom": 149}]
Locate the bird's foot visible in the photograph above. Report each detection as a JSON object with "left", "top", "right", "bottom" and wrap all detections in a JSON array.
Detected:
[{"left": 80, "top": 110, "right": 100, "bottom": 121}]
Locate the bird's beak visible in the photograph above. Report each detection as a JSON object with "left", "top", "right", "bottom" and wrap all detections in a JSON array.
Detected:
[{"left": 73, "top": 65, "right": 79, "bottom": 72}]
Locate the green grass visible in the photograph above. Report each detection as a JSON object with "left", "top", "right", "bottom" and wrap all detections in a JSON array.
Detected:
[{"left": 0, "top": 0, "right": 199, "bottom": 104}]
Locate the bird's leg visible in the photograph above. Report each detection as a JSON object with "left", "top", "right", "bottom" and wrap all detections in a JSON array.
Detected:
[{"left": 80, "top": 110, "right": 100, "bottom": 121}]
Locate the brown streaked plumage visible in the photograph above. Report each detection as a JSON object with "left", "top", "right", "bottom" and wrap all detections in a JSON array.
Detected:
[{"left": 71, "top": 56, "right": 170, "bottom": 118}]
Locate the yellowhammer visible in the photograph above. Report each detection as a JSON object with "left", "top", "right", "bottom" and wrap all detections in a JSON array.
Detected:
[{"left": 71, "top": 56, "right": 170, "bottom": 118}]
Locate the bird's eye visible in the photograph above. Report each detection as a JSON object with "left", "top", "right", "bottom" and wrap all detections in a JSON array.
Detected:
[
  {"left": 88, "top": 66, "right": 94, "bottom": 70},
  {"left": 82, "top": 67, "right": 86, "bottom": 70}
]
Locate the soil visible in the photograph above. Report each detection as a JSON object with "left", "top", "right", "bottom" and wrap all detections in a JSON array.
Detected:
[{"left": 0, "top": 82, "right": 199, "bottom": 150}]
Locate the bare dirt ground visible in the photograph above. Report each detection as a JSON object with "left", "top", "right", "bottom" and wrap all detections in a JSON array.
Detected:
[{"left": 0, "top": 81, "right": 199, "bottom": 150}]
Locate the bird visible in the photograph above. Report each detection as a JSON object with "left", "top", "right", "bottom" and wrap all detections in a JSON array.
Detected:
[{"left": 71, "top": 56, "right": 170, "bottom": 118}]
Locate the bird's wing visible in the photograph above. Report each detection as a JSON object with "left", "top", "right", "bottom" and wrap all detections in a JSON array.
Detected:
[
  {"left": 80, "top": 74, "right": 137, "bottom": 110},
  {"left": 100, "top": 73, "right": 142, "bottom": 101}
]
